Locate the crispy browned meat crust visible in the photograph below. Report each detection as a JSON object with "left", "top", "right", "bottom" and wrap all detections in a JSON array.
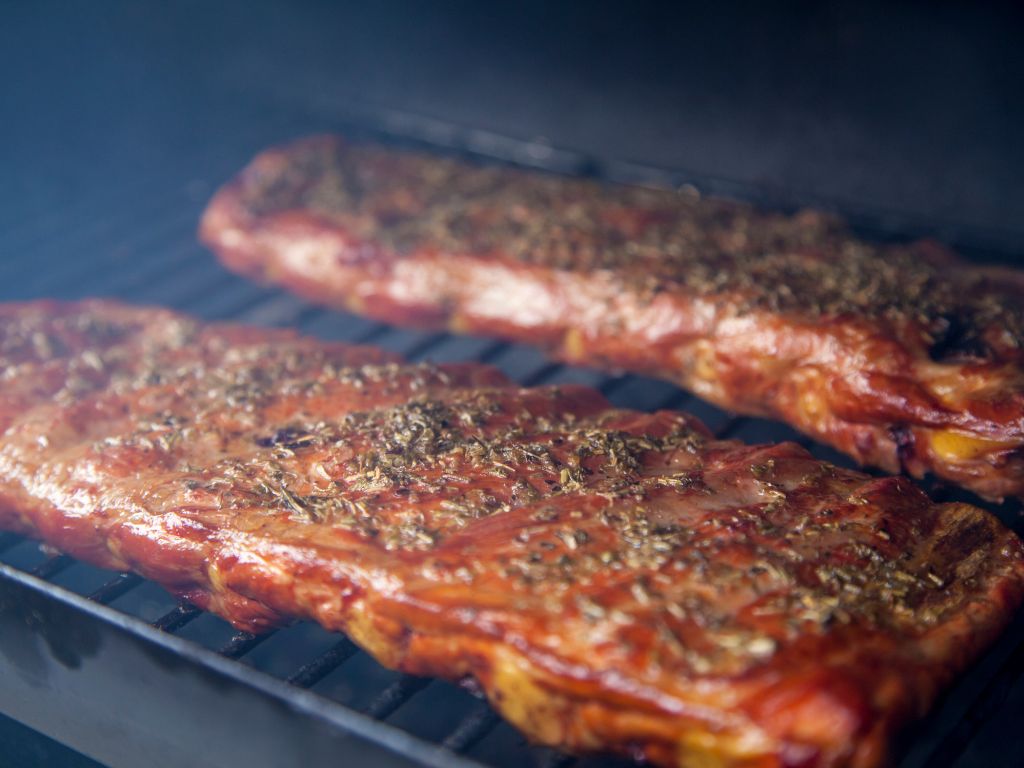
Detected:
[
  {"left": 2, "top": 300, "right": 1023, "bottom": 768},
  {"left": 200, "top": 135, "right": 1024, "bottom": 501}
]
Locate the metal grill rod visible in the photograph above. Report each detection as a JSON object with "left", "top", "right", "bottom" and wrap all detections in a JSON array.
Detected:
[
  {"left": 0, "top": 170, "right": 173, "bottom": 271},
  {"left": 15, "top": 196, "right": 197, "bottom": 293},
  {"left": 203, "top": 285, "right": 291, "bottom": 322},
  {"left": 365, "top": 674, "right": 432, "bottom": 720},
  {"left": 286, "top": 637, "right": 362, "bottom": 688},
  {"left": 162, "top": 270, "right": 264, "bottom": 316},
  {"left": 151, "top": 602, "right": 203, "bottom": 633},
  {"left": 440, "top": 706, "right": 502, "bottom": 753},
  {"left": 29, "top": 554, "right": 75, "bottom": 580},
  {"left": 521, "top": 362, "right": 566, "bottom": 387},
  {"left": 118, "top": 250, "right": 228, "bottom": 306},
  {"left": 394, "top": 331, "right": 448, "bottom": 361},
  {"left": 218, "top": 631, "right": 272, "bottom": 660},
  {"left": 87, "top": 573, "right": 144, "bottom": 604},
  {"left": 73, "top": 242, "right": 211, "bottom": 299},
  {"left": 539, "top": 752, "right": 578, "bottom": 768}
]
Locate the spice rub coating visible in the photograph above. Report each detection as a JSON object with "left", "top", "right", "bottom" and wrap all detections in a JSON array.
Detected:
[
  {"left": 201, "top": 135, "right": 1024, "bottom": 500},
  {"left": 2, "top": 300, "right": 1023, "bottom": 768}
]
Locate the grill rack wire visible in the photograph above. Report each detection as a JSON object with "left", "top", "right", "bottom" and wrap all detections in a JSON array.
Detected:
[{"left": 1, "top": 104, "right": 1022, "bottom": 768}]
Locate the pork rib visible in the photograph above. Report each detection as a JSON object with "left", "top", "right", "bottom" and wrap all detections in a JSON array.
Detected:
[
  {"left": 2, "top": 300, "right": 1023, "bottom": 768},
  {"left": 200, "top": 135, "right": 1024, "bottom": 500}
]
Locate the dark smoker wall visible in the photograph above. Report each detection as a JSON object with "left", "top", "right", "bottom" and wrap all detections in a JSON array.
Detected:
[{"left": 3, "top": 0, "right": 1023, "bottom": 255}]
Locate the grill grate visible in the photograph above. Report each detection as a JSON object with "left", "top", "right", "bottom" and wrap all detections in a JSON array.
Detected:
[{"left": 1, "top": 111, "right": 1022, "bottom": 768}]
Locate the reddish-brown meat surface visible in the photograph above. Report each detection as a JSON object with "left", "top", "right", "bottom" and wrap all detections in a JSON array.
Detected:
[
  {"left": 200, "top": 135, "right": 1024, "bottom": 500},
  {"left": 2, "top": 300, "right": 1023, "bottom": 768}
]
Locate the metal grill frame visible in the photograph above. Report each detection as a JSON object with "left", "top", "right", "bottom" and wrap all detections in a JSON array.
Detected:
[{"left": 0, "top": 104, "right": 1022, "bottom": 768}]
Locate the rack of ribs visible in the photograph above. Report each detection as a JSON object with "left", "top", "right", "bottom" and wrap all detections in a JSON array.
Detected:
[
  {"left": 201, "top": 135, "right": 1024, "bottom": 500},
  {"left": 1, "top": 299, "right": 1022, "bottom": 768}
]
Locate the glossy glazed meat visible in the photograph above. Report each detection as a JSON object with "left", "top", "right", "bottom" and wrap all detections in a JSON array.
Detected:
[
  {"left": 200, "top": 136, "right": 1024, "bottom": 500},
  {"left": 2, "top": 300, "right": 1023, "bottom": 768}
]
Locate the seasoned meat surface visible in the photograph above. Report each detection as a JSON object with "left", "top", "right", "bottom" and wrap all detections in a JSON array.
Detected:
[
  {"left": 200, "top": 135, "right": 1024, "bottom": 500},
  {"left": 2, "top": 300, "right": 1023, "bottom": 768}
]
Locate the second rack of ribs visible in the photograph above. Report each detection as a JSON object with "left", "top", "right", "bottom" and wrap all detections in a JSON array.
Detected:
[{"left": 200, "top": 136, "right": 1024, "bottom": 500}]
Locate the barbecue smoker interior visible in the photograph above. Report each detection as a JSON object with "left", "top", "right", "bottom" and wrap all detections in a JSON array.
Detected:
[
  {"left": 2, "top": 167, "right": 1023, "bottom": 765},
  {"left": 5, "top": 2, "right": 1024, "bottom": 768}
]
